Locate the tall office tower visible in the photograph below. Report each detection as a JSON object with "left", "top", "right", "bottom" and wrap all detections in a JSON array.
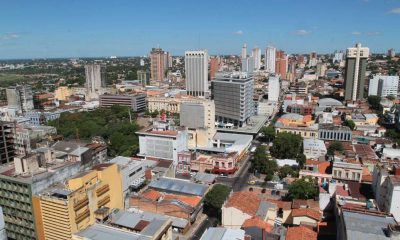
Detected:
[
  {"left": 265, "top": 46, "right": 276, "bottom": 73},
  {"left": 85, "top": 64, "right": 106, "bottom": 100},
  {"left": 344, "top": 43, "right": 370, "bottom": 101},
  {"left": 388, "top": 48, "right": 396, "bottom": 58},
  {"left": 333, "top": 50, "right": 344, "bottom": 63},
  {"left": 168, "top": 53, "right": 173, "bottom": 68},
  {"left": 0, "top": 121, "right": 15, "bottom": 165},
  {"left": 6, "top": 85, "right": 34, "bottom": 114},
  {"left": 316, "top": 62, "right": 327, "bottom": 77},
  {"left": 150, "top": 47, "right": 168, "bottom": 83},
  {"left": 137, "top": 70, "right": 151, "bottom": 86},
  {"left": 241, "top": 57, "right": 249, "bottom": 72},
  {"left": 212, "top": 72, "right": 254, "bottom": 127},
  {"left": 185, "top": 50, "right": 209, "bottom": 97},
  {"left": 209, "top": 57, "right": 219, "bottom": 80},
  {"left": 268, "top": 76, "right": 280, "bottom": 102},
  {"left": 0, "top": 207, "right": 5, "bottom": 240},
  {"left": 251, "top": 47, "right": 261, "bottom": 70},
  {"left": 309, "top": 51, "right": 318, "bottom": 67},
  {"left": 368, "top": 75, "right": 399, "bottom": 97},
  {"left": 241, "top": 43, "right": 247, "bottom": 59},
  {"left": 275, "top": 50, "right": 288, "bottom": 79}
]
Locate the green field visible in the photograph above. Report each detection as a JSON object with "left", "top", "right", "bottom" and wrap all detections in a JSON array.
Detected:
[{"left": 0, "top": 73, "right": 26, "bottom": 87}]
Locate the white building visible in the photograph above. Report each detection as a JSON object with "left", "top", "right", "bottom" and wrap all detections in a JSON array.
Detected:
[
  {"left": 185, "top": 50, "right": 209, "bottom": 97},
  {"left": 268, "top": 76, "right": 280, "bottom": 102},
  {"left": 136, "top": 121, "right": 188, "bottom": 165},
  {"left": 265, "top": 46, "right": 276, "bottom": 73},
  {"left": 6, "top": 85, "right": 34, "bottom": 114},
  {"left": 303, "top": 139, "right": 327, "bottom": 159},
  {"left": 85, "top": 64, "right": 106, "bottom": 100},
  {"left": 251, "top": 47, "right": 261, "bottom": 70},
  {"left": 241, "top": 43, "right": 247, "bottom": 59},
  {"left": 368, "top": 75, "right": 399, "bottom": 97}
]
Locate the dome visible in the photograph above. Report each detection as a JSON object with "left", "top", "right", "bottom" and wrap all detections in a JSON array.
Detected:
[{"left": 318, "top": 98, "right": 343, "bottom": 107}]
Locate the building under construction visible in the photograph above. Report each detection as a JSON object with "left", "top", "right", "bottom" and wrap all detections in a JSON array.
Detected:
[{"left": 0, "top": 121, "right": 15, "bottom": 165}]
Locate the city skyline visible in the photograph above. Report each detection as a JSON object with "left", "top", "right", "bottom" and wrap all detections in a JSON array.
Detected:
[{"left": 1, "top": 0, "right": 400, "bottom": 59}]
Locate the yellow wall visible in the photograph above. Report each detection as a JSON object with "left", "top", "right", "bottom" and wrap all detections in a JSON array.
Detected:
[{"left": 54, "top": 86, "right": 72, "bottom": 101}]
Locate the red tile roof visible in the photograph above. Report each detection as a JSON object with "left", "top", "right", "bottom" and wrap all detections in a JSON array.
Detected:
[
  {"left": 241, "top": 216, "right": 273, "bottom": 232},
  {"left": 225, "top": 192, "right": 261, "bottom": 216},
  {"left": 292, "top": 208, "right": 321, "bottom": 221},
  {"left": 286, "top": 226, "right": 317, "bottom": 240}
]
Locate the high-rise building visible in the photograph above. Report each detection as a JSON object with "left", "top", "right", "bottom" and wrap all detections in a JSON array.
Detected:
[
  {"left": 316, "top": 62, "right": 327, "bottom": 77},
  {"left": 344, "top": 43, "right": 370, "bottom": 101},
  {"left": 185, "top": 50, "right": 209, "bottom": 97},
  {"left": 333, "top": 50, "right": 344, "bottom": 63},
  {"left": 212, "top": 72, "right": 254, "bottom": 127},
  {"left": 309, "top": 52, "right": 317, "bottom": 67},
  {"left": 85, "top": 64, "right": 106, "bottom": 100},
  {"left": 0, "top": 207, "right": 5, "bottom": 240},
  {"left": 0, "top": 121, "right": 15, "bottom": 165},
  {"left": 268, "top": 76, "right": 280, "bottom": 102},
  {"left": 388, "top": 48, "right": 396, "bottom": 58},
  {"left": 137, "top": 70, "right": 151, "bottom": 86},
  {"left": 6, "top": 85, "right": 34, "bottom": 114},
  {"left": 368, "top": 75, "right": 399, "bottom": 97},
  {"left": 209, "top": 57, "right": 219, "bottom": 80},
  {"left": 99, "top": 93, "right": 147, "bottom": 112},
  {"left": 150, "top": 47, "right": 169, "bottom": 83},
  {"left": 241, "top": 43, "right": 247, "bottom": 59},
  {"left": 251, "top": 47, "right": 261, "bottom": 70},
  {"left": 33, "top": 163, "right": 124, "bottom": 240},
  {"left": 275, "top": 50, "right": 287, "bottom": 79},
  {"left": 265, "top": 46, "right": 276, "bottom": 73}
]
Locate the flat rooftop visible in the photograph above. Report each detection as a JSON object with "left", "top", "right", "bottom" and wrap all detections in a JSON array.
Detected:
[
  {"left": 75, "top": 223, "right": 151, "bottom": 240},
  {"left": 149, "top": 177, "right": 208, "bottom": 197},
  {"left": 216, "top": 114, "right": 268, "bottom": 135}
]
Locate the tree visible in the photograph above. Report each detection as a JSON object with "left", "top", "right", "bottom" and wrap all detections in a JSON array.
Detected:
[
  {"left": 288, "top": 177, "right": 318, "bottom": 200},
  {"left": 261, "top": 125, "right": 276, "bottom": 142},
  {"left": 203, "top": 184, "right": 231, "bottom": 220},
  {"left": 270, "top": 132, "right": 303, "bottom": 159},
  {"left": 367, "top": 95, "right": 382, "bottom": 110},
  {"left": 278, "top": 165, "right": 298, "bottom": 179},
  {"left": 387, "top": 95, "right": 396, "bottom": 101},
  {"left": 343, "top": 119, "right": 356, "bottom": 130},
  {"left": 327, "top": 141, "right": 344, "bottom": 155},
  {"left": 295, "top": 153, "right": 306, "bottom": 168}
]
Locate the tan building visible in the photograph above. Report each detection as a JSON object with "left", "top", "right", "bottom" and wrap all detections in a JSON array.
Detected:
[
  {"left": 150, "top": 48, "right": 169, "bottom": 83},
  {"left": 33, "top": 163, "right": 124, "bottom": 240},
  {"left": 332, "top": 161, "right": 363, "bottom": 182},
  {"left": 54, "top": 86, "right": 72, "bottom": 101}
]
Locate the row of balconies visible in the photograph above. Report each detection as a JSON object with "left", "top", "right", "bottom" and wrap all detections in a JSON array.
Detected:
[
  {"left": 2, "top": 205, "right": 34, "bottom": 222},
  {"left": 96, "top": 184, "right": 110, "bottom": 197}
]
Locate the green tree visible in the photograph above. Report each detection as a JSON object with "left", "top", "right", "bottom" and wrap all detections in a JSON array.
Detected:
[
  {"left": 203, "top": 184, "right": 231, "bottom": 220},
  {"left": 270, "top": 132, "right": 303, "bottom": 159},
  {"left": 295, "top": 153, "right": 306, "bottom": 168},
  {"left": 327, "top": 141, "right": 344, "bottom": 155},
  {"left": 261, "top": 125, "right": 276, "bottom": 142},
  {"left": 367, "top": 95, "right": 382, "bottom": 110},
  {"left": 278, "top": 165, "right": 298, "bottom": 179},
  {"left": 343, "top": 119, "right": 356, "bottom": 130},
  {"left": 288, "top": 177, "right": 318, "bottom": 200}
]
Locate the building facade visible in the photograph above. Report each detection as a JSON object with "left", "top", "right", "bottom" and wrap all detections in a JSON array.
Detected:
[
  {"left": 212, "top": 72, "right": 254, "bottom": 127},
  {"left": 99, "top": 93, "right": 146, "bottom": 112},
  {"left": 265, "top": 46, "right": 276, "bottom": 73},
  {"left": 368, "top": 75, "right": 399, "bottom": 97},
  {"left": 0, "top": 121, "right": 15, "bottom": 165},
  {"left": 318, "top": 124, "right": 352, "bottom": 142},
  {"left": 268, "top": 76, "right": 280, "bottom": 102},
  {"left": 85, "top": 64, "right": 106, "bottom": 100},
  {"left": 150, "top": 48, "right": 169, "bottom": 83},
  {"left": 185, "top": 50, "right": 209, "bottom": 97},
  {"left": 6, "top": 85, "right": 34, "bottom": 114},
  {"left": 344, "top": 43, "right": 369, "bottom": 101}
]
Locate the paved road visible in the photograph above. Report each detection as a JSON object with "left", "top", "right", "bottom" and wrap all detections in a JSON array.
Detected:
[{"left": 216, "top": 158, "right": 252, "bottom": 192}]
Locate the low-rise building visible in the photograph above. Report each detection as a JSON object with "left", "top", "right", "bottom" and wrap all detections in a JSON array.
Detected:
[
  {"left": 318, "top": 124, "right": 352, "bottom": 141},
  {"left": 300, "top": 160, "right": 332, "bottom": 184},
  {"left": 332, "top": 161, "right": 363, "bottom": 182},
  {"left": 303, "top": 139, "right": 327, "bottom": 159},
  {"left": 200, "top": 227, "right": 246, "bottom": 240}
]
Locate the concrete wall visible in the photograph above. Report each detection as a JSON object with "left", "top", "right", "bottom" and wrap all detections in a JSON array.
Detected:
[{"left": 222, "top": 207, "right": 251, "bottom": 229}]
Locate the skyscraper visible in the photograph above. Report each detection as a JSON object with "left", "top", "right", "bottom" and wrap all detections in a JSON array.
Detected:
[
  {"left": 209, "top": 57, "right": 219, "bottom": 80},
  {"left": 275, "top": 50, "right": 287, "bottom": 79},
  {"left": 265, "top": 46, "right": 276, "bottom": 73},
  {"left": 268, "top": 76, "right": 280, "bottom": 102},
  {"left": 185, "top": 50, "right": 209, "bottom": 97},
  {"left": 85, "top": 64, "right": 106, "bottom": 100},
  {"left": 344, "top": 43, "right": 370, "bottom": 101},
  {"left": 6, "top": 85, "right": 34, "bottom": 114},
  {"left": 251, "top": 47, "right": 261, "bottom": 71},
  {"left": 150, "top": 47, "right": 169, "bottom": 83},
  {"left": 241, "top": 43, "right": 247, "bottom": 59},
  {"left": 388, "top": 48, "right": 396, "bottom": 58},
  {"left": 212, "top": 72, "right": 254, "bottom": 127}
]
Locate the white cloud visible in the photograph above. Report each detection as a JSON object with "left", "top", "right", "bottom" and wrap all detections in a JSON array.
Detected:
[
  {"left": 294, "top": 29, "right": 311, "bottom": 36},
  {"left": 234, "top": 30, "right": 243, "bottom": 35},
  {"left": 0, "top": 33, "right": 20, "bottom": 40},
  {"left": 351, "top": 31, "right": 381, "bottom": 36},
  {"left": 388, "top": 8, "right": 400, "bottom": 14}
]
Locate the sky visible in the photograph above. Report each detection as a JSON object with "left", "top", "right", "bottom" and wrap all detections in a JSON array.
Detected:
[{"left": 1, "top": 0, "right": 400, "bottom": 59}]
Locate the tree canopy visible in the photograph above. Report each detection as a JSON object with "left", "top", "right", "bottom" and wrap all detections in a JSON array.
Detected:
[
  {"left": 261, "top": 125, "right": 276, "bottom": 142},
  {"left": 203, "top": 184, "right": 231, "bottom": 219},
  {"left": 48, "top": 105, "right": 140, "bottom": 157},
  {"left": 367, "top": 95, "right": 382, "bottom": 110},
  {"left": 343, "top": 119, "right": 356, "bottom": 130},
  {"left": 270, "top": 132, "right": 303, "bottom": 160},
  {"left": 327, "top": 141, "right": 344, "bottom": 155},
  {"left": 288, "top": 177, "right": 318, "bottom": 200}
]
